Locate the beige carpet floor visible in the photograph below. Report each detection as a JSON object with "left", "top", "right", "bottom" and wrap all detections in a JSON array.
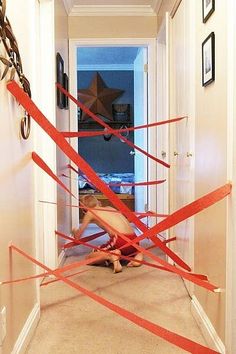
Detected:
[{"left": 26, "top": 233, "right": 208, "bottom": 354}]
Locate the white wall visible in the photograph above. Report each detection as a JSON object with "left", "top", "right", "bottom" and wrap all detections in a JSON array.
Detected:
[
  {"left": 194, "top": 0, "right": 227, "bottom": 344},
  {"left": 168, "top": 0, "right": 229, "bottom": 350},
  {"left": 0, "top": 1, "right": 40, "bottom": 352},
  {"left": 226, "top": 0, "right": 236, "bottom": 352},
  {"left": 69, "top": 15, "right": 157, "bottom": 39}
]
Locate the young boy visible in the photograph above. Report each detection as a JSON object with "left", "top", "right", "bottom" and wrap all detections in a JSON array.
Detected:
[{"left": 72, "top": 194, "right": 143, "bottom": 273}]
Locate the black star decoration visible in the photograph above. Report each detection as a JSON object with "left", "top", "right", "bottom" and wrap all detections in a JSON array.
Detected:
[{"left": 78, "top": 72, "right": 124, "bottom": 122}]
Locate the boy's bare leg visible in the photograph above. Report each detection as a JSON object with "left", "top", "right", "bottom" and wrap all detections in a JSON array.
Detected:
[
  {"left": 127, "top": 252, "right": 143, "bottom": 267},
  {"left": 110, "top": 249, "right": 122, "bottom": 273},
  {"left": 85, "top": 249, "right": 122, "bottom": 273}
]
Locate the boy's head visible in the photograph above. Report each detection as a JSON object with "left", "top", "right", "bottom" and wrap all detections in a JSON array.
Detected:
[{"left": 80, "top": 195, "right": 99, "bottom": 212}]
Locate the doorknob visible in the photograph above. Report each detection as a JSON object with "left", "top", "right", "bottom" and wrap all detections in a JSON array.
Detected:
[
  {"left": 130, "top": 150, "right": 135, "bottom": 156},
  {"left": 186, "top": 152, "right": 193, "bottom": 157},
  {"left": 161, "top": 151, "right": 166, "bottom": 158},
  {"left": 173, "top": 151, "right": 179, "bottom": 156}
]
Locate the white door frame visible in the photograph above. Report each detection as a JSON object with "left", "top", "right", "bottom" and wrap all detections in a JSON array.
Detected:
[
  {"left": 226, "top": 0, "right": 236, "bottom": 352},
  {"left": 133, "top": 47, "right": 148, "bottom": 219},
  {"left": 35, "top": 0, "right": 57, "bottom": 269},
  {"left": 69, "top": 38, "right": 157, "bottom": 227},
  {"left": 156, "top": 13, "right": 170, "bottom": 234}
]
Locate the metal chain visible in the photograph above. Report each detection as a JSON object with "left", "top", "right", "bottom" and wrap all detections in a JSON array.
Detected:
[{"left": 0, "top": 0, "right": 31, "bottom": 139}]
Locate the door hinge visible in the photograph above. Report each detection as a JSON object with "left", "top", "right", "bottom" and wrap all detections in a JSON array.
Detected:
[{"left": 144, "top": 63, "right": 148, "bottom": 73}]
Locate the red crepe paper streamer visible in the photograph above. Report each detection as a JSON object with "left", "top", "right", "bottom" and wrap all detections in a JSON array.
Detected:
[
  {"left": 67, "top": 163, "right": 97, "bottom": 190},
  {"left": 41, "top": 269, "right": 90, "bottom": 287},
  {"left": 1, "top": 271, "right": 48, "bottom": 285},
  {"left": 56, "top": 230, "right": 176, "bottom": 271},
  {"left": 1, "top": 236, "right": 207, "bottom": 287},
  {"left": 121, "top": 183, "right": 232, "bottom": 248},
  {"left": 67, "top": 163, "right": 78, "bottom": 174},
  {"left": 62, "top": 172, "right": 166, "bottom": 187},
  {"left": 56, "top": 217, "right": 217, "bottom": 292},
  {"left": 38, "top": 150, "right": 230, "bottom": 288},
  {"left": 39, "top": 200, "right": 168, "bottom": 218},
  {"left": 57, "top": 83, "right": 170, "bottom": 169},
  {"left": 56, "top": 231, "right": 208, "bottom": 281},
  {"left": 42, "top": 188, "right": 199, "bottom": 284},
  {"left": 32, "top": 152, "right": 77, "bottom": 199},
  {"left": 72, "top": 188, "right": 222, "bottom": 291},
  {"left": 56, "top": 229, "right": 106, "bottom": 247},
  {"left": 60, "top": 231, "right": 174, "bottom": 251},
  {"left": 10, "top": 245, "right": 219, "bottom": 354},
  {"left": 62, "top": 116, "right": 186, "bottom": 138},
  {"left": 7, "top": 80, "right": 190, "bottom": 272}
]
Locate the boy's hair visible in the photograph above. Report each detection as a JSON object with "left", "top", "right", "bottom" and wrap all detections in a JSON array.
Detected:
[{"left": 80, "top": 195, "right": 99, "bottom": 209}]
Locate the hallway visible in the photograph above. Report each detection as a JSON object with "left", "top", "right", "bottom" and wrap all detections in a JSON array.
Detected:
[{"left": 1, "top": 0, "right": 236, "bottom": 353}]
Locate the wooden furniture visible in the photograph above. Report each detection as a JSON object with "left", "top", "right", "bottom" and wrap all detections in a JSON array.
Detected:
[{"left": 79, "top": 193, "right": 134, "bottom": 222}]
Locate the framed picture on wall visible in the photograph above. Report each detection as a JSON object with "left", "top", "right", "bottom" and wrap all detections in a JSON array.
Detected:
[
  {"left": 63, "top": 73, "right": 69, "bottom": 109},
  {"left": 202, "top": 0, "right": 215, "bottom": 23},
  {"left": 56, "top": 52, "right": 64, "bottom": 109},
  {"left": 202, "top": 32, "right": 215, "bottom": 87}
]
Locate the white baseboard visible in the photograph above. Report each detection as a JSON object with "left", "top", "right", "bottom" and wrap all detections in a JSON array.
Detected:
[
  {"left": 11, "top": 303, "right": 40, "bottom": 354},
  {"left": 191, "top": 295, "right": 225, "bottom": 354}
]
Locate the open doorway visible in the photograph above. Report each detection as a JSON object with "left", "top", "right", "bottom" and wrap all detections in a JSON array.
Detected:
[
  {"left": 69, "top": 38, "right": 157, "bottom": 228},
  {"left": 76, "top": 45, "right": 148, "bottom": 222}
]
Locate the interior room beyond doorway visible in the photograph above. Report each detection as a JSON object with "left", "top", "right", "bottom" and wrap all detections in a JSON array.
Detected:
[{"left": 76, "top": 46, "right": 148, "bottom": 219}]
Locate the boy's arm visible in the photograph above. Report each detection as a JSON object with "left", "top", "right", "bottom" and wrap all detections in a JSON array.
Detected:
[{"left": 74, "top": 212, "right": 92, "bottom": 240}]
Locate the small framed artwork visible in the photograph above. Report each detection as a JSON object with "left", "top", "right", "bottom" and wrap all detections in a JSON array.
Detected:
[
  {"left": 56, "top": 53, "right": 64, "bottom": 109},
  {"left": 63, "top": 73, "right": 69, "bottom": 109},
  {"left": 202, "top": 0, "right": 215, "bottom": 23},
  {"left": 202, "top": 32, "right": 215, "bottom": 87}
]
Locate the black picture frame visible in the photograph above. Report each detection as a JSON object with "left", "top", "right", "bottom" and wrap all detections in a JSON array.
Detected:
[
  {"left": 202, "top": 32, "right": 215, "bottom": 87},
  {"left": 202, "top": 0, "right": 215, "bottom": 23},
  {"left": 63, "top": 73, "right": 69, "bottom": 109},
  {"left": 56, "top": 53, "right": 64, "bottom": 109}
]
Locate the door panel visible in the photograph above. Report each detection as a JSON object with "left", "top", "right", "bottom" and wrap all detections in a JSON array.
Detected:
[{"left": 170, "top": 0, "right": 195, "bottom": 292}]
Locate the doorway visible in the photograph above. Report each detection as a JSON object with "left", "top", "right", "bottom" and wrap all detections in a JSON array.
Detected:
[
  {"left": 77, "top": 46, "right": 148, "bottom": 219},
  {"left": 69, "top": 38, "right": 157, "bottom": 227}
]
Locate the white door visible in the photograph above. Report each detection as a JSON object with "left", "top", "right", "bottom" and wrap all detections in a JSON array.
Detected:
[
  {"left": 156, "top": 13, "right": 170, "bottom": 235},
  {"left": 169, "top": 0, "right": 195, "bottom": 292},
  {"left": 133, "top": 48, "right": 148, "bottom": 218}
]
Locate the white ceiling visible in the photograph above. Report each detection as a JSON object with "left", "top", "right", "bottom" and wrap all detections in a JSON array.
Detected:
[
  {"left": 63, "top": 0, "right": 162, "bottom": 16},
  {"left": 77, "top": 47, "right": 140, "bottom": 70},
  {"left": 73, "top": 0, "right": 155, "bottom": 4},
  {"left": 63, "top": 0, "right": 162, "bottom": 68}
]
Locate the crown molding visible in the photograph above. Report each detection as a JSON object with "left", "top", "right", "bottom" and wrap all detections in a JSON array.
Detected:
[
  {"left": 171, "top": 0, "right": 182, "bottom": 18},
  {"left": 70, "top": 5, "right": 156, "bottom": 17},
  {"left": 77, "top": 63, "right": 134, "bottom": 71},
  {"left": 151, "top": 0, "right": 162, "bottom": 13},
  {"left": 62, "top": 0, "right": 73, "bottom": 14}
]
